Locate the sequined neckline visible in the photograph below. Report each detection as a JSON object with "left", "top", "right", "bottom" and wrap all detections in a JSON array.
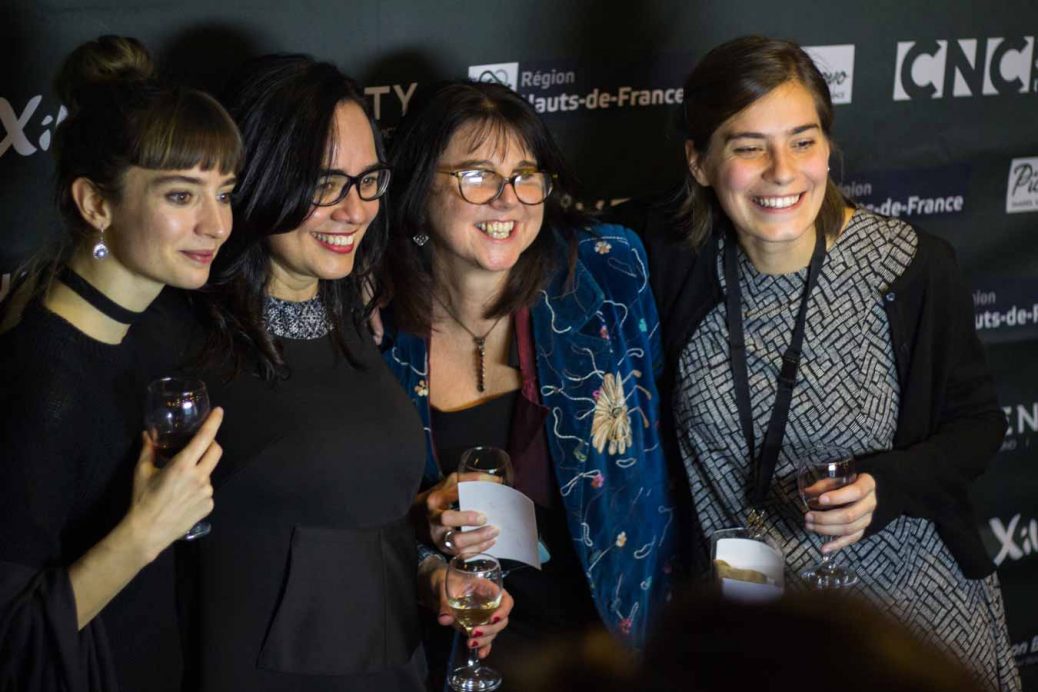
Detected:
[{"left": 263, "top": 294, "right": 332, "bottom": 340}]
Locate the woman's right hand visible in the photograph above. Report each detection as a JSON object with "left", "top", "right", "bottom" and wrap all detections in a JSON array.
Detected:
[
  {"left": 127, "top": 407, "right": 223, "bottom": 560},
  {"left": 421, "top": 472, "right": 499, "bottom": 558}
]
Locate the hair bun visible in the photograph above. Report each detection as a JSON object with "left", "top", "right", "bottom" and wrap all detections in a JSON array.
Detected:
[{"left": 54, "top": 35, "right": 156, "bottom": 112}]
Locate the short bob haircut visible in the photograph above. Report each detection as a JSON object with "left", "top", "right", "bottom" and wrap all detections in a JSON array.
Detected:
[
  {"left": 677, "top": 35, "right": 848, "bottom": 249},
  {"left": 384, "top": 80, "right": 587, "bottom": 335},
  {"left": 1, "top": 35, "right": 241, "bottom": 326},
  {"left": 202, "top": 54, "right": 387, "bottom": 380}
]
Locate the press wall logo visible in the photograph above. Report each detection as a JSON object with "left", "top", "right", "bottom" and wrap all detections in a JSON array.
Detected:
[
  {"left": 468, "top": 62, "right": 520, "bottom": 90},
  {"left": 0, "top": 95, "right": 67, "bottom": 160},
  {"left": 803, "top": 44, "right": 855, "bottom": 104},
  {"left": 837, "top": 164, "right": 969, "bottom": 218},
  {"left": 467, "top": 58, "right": 684, "bottom": 115},
  {"left": 1007, "top": 157, "right": 1038, "bottom": 213},
  {"left": 988, "top": 514, "right": 1038, "bottom": 566},
  {"left": 893, "top": 36, "right": 1038, "bottom": 100},
  {"left": 1000, "top": 401, "right": 1038, "bottom": 453}
]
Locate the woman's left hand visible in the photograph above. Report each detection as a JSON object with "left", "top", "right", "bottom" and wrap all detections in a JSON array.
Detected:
[{"left": 803, "top": 472, "right": 877, "bottom": 552}]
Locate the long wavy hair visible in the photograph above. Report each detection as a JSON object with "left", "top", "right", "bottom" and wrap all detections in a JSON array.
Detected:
[
  {"left": 383, "top": 80, "right": 588, "bottom": 335},
  {"left": 199, "top": 54, "right": 388, "bottom": 380},
  {"left": 676, "top": 36, "right": 848, "bottom": 249}
]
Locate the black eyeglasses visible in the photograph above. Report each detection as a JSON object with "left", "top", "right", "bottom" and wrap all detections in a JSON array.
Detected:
[
  {"left": 438, "top": 168, "right": 554, "bottom": 205},
  {"left": 312, "top": 165, "right": 392, "bottom": 206}
]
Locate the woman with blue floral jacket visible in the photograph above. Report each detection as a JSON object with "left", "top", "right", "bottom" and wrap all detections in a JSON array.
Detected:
[{"left": 380, "top": 81, "right": 677, "bottom": 669}]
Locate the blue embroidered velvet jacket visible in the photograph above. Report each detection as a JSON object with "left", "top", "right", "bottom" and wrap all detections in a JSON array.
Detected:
[{"left": 383, "top": 224, "right": 676, "bottom": 647}]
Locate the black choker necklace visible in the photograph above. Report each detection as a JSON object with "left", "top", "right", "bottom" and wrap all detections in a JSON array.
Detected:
[{"left": 57, "top": 266, "right": 145, "bottom": 325}]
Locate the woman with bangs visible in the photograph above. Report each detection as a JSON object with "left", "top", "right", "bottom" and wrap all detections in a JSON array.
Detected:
[
  {"left": 381, "top": 80, "right": 677, "bottom": 677},
  {"left": 0, "top": 36, "right": 240, "bottom": 691}
]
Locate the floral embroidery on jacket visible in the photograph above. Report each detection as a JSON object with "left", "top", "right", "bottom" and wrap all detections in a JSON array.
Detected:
[
  {"left": 591, "top": 372, "right": 633, "bottom": 455},
  {"left": 382, "top": 224, "right": 675, "bottom": 649}
]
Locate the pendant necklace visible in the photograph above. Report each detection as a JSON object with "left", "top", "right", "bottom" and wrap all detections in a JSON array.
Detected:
[{"left": 434, "top": 293, "right": 505, "bottom": 393}]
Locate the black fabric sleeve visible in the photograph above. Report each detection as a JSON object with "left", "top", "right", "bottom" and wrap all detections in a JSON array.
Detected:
[
  {"left": 857, "top": 237, "right": 1005, "bottom": 576},
  {"left": 0, "top": 365, "right": 117, "bottom": 691}
]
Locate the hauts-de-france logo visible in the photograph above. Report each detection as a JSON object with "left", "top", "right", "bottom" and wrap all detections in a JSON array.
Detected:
[{"left": 468, "top": 62, "right": 519, "bottom": 90}]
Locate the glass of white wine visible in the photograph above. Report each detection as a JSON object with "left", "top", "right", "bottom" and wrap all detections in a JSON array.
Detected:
[
  {"left": 446, "top": 553, "right": 504, "bottom": 692},
  {"left": 795, "top": 450, "right": 859, "bottom": 589}
]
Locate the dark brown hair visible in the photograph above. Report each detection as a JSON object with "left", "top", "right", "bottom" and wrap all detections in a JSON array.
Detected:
[
  {"left": 641, "top": 591, "right": 986, "bottom": 692},
  {"left": 1, "top": 36, "right": 241, "bottom": 328},
  {"left": 383, "top": 80, "right": 587, "bottom": 334},
  {"left": 54, "top": 35, "right": 242, "bottom": 244},
  {"left": 199, "top": 54, "right": 387, "bottom": 381},
  {"left": 677, "top": 35, "right": 847, "bottom": 249}
]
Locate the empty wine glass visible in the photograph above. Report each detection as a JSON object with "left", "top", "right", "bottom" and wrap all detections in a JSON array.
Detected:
[
  {"left": 144, "top": 377, "right": 212, "bottom": 540},
  {"left": 795, "top": 451, "right": 859, "bottom": 588},
  {"left": 458, "top": 446, "right": 513, "bottom": 486},
  {"left": 446, "top": 554, "right": 504, "bottom": 692}
]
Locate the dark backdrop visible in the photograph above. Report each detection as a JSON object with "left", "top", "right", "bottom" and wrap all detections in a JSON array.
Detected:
[{"left": 2, "top": 0, "right": 1037, "bottom": 686}]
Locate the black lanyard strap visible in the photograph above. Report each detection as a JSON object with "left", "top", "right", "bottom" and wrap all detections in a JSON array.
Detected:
[{"left": 723, "top": 228, "right": 827, "bottom": 507}]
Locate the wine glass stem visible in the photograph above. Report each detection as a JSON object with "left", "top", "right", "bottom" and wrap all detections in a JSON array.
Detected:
[
  {"left": 819, "top": 536, "right": 834, "bottom": 568},
  {"left": 466, "top": 633, "right": 480, "bottom": 670}
]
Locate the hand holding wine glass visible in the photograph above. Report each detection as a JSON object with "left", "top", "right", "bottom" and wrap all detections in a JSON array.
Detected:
[
  {"left": 445, "top": 554, "right": 505, "bottom": 691},
  {"left": 142, "top": 377, "right": 221, "bottom": 541},
  {"left": 796, "top": 451, "right": 862, "bottom": 588}
]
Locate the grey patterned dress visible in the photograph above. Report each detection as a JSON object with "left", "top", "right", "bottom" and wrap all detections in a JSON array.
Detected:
[{"left": 674, "top": 209, "right": 1019, "bottom": 691}]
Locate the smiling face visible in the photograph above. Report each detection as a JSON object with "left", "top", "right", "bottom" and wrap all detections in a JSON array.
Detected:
[
  {"left": 689, "top": 79, "right": 830, "bottom": 267},
  {"left": 425, "top": 120, "right": 546, "bottom": 278},
  {"left": 266, "top": 100, "right": 381, "bottom": 300},
  {"left": 105, "top": 164, "right": 236, "bottom": 289}
]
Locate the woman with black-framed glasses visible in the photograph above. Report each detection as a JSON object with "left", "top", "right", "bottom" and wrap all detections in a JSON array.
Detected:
[
  {"left": 154, "top": 56, "right": 512, "bottom": 692},
  {"left": 379, "top": 80, "right": 679, "bottom": 684}
]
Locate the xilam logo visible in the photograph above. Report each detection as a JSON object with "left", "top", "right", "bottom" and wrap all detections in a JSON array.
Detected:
[
  {"left": 894, "top": 37, "right": 1037, "bottom": 100},
  {"left": 0, "top": 96, "right": 67, "bottom": 159},
  {"left": 468, "top": 62, "right": 520, "bottom": 90},
  {"left": 989, "top": 514, "right": 1038, "bottom": 566},
  {"left": 1007, "top": 157, "right": 1038, "bottom": 214},
  {"left": 803, "top": 44, "right": 855, "bottom": 104}
]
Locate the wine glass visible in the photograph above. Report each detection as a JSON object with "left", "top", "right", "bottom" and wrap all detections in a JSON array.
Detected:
[
  {"left": 446, "top": 554, "right": 504, "bottom": 692},
  {"left": 795, "top": 451, "right": 859, "bottom": 588},
  {"left": 144, "top": 377, "right": 212, "bottom": 540},
  {"left": 458, "top": 446, "right": 514, "bottom": 486}
]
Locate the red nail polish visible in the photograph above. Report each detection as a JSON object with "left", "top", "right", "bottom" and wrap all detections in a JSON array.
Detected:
[
  {"left": 469, "top": 640, "right": 479, "bottom": 648},
  {"left": 491, "top": 616, "right": 501, "bottom": 624},
  {"left": 472, "top": 629, "right": 483, "bottom": 637}
]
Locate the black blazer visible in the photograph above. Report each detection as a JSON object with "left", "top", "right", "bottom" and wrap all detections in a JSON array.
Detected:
[{"left": 611, "top": 195, "right": 1005, "bottom": 580}]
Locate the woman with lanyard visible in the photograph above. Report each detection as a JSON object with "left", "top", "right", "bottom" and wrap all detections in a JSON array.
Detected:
[{"left": 613, "top": 35, "right": 1018, "bottom": 690}]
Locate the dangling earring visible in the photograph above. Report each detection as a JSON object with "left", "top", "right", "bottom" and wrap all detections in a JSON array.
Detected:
[
  {"left": 412, "top": 233, "right": 429, "bottom": 247},
  {"left": 91, "top": 224, "right": 109, "bottom": 260}
]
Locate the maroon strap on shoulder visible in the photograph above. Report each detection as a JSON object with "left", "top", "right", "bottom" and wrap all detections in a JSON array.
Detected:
[{"left": 509, "top": 308, "right": 553, "bottom": 508}]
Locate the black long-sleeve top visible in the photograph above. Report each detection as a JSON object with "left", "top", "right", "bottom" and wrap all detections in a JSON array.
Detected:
[{"left": 0, "top": 302, "right": 181, "bottom": 692}]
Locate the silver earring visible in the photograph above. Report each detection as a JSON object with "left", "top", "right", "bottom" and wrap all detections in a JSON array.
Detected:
[
  {"left": 412, "top": 233, "right": 429, "bottom": 247},
  {"left": 91, "top": 225, "right": 109, "bottom": 260}
]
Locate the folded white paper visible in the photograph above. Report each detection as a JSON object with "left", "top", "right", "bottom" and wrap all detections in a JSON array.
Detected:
[{"left": 458, "top": 480, "right": 541, "bottom": 569}]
